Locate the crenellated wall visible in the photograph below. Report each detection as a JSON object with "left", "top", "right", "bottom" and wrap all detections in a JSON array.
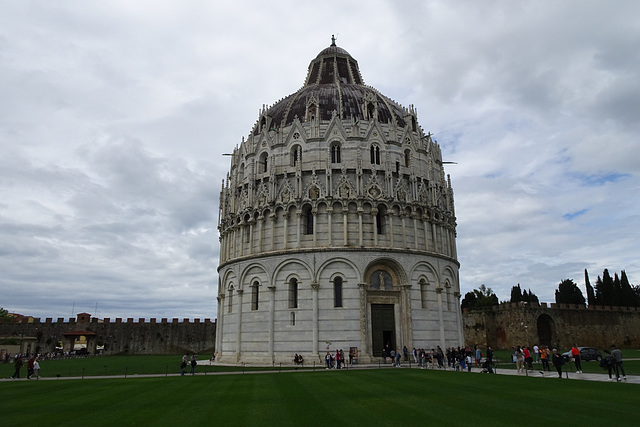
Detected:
[
  {"left": 462, "top": 303, "right": 640, "bottom": 350},
  {"left": 0, "top": 314, "right": 216, "bottom": 356}
]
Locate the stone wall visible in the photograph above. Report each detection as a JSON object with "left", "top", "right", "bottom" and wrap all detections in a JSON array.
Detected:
[
  {"left": 463, "top": 303, "right": 640, "bottom": 350},
  {"left": 0, "top": 314, "right": 216, "bottom": 356}
]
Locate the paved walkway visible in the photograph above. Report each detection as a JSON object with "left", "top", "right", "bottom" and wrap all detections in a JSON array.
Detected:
[{"left": 2, "top": 361, "right": 637, "bottom": 384}]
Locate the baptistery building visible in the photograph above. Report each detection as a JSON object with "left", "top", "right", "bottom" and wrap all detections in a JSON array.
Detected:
[{"left": 216, "top": 39, "right": 463, "bottom": 364}]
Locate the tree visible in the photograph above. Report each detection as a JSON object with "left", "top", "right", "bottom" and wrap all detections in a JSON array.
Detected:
[
  {"left": 555, "top": 279, "right": 586, "bottom": 305},
  {"left": 0, "top": 307, "right": 9, "bottom": 323},
  {"left": 595, "top": 269, "right": 615, "bottom": 305},
  {"left": 585, "top": 269, "right": 596, "bottom": 306},
  {"left": 510, "top": 284, "right": 523, "bottom": 303},
  {"left": 461, "top": 285, "right": 499, "bottom": 310},
  {"left": 525, "top": 288, "right": 539, "bottom": 305},
  {"left": 620, "top": 270, "right": 638, "bottom": 307}
]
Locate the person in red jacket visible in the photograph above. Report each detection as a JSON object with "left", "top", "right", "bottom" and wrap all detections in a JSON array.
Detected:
[
  {"left": 26, "top": 355, "right": 36, "bottom": 379},
  {"left": 571, "top": 345, "right": 582, "bottom": 373}
]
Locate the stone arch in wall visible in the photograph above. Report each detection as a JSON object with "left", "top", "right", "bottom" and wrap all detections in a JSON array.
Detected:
[
  {"left": 364, "top": 258, "right": 409, "bottom": 358},
  {"left": 537, "top": 314, "right": 555, "bottom": 346}
]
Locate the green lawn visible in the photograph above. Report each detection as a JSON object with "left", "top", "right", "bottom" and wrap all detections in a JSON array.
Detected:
[
  {"left": 2, "top": 368, "right": 638, "bottom": 425},
  {"left": 0, "top": 355, "right": 303, "bottom": 378}
]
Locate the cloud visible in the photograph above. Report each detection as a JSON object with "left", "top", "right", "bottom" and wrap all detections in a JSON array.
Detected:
[{"left": 1, "top": 0, "right": 639, "bottom": 319}]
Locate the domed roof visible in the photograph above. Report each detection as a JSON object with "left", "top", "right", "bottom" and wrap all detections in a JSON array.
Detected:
[{"left": 254, "top": 39, "right": 408, "bottom": 134}]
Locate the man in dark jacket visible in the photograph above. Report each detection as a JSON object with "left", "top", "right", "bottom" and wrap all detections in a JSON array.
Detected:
[
  {"left": 11, "top": 355, "right": 23, "bottom": 379},
  {"left": 551, "top": 349, "right": 564, "bottom": 378}
]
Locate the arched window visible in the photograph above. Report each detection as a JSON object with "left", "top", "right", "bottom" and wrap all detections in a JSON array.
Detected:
[
  {"left": 331, "top": 143, "right": 341, "bottom": 163},
  {"left": 227, "top": 287, "right": 233, "bottom": 314},
  {"left": 306, "top": 105, "right": 316, "bottom": 122},
  {"left": 259, "top": 152, "right": 268, "bottom": 173},
  {"left": 419, "top": 279, "right": 428, "bottom": 309},
  {"left": 367, "top": 102, "right": 375, "bottom": 120},
  {"left": 291, "top": 145, "right": 302, "bottom": 166},
  {"left": 244, "top": 215, "right": 251, "bottom": 243},
  {"left": 251, "top": 281, "right": 259, "bottom": 311},
  {"left": 289, "top": 278, "right": 298, "bottom": 308},
  {"left": 303, "top": 205, "right": 313, "bottom": 235},
  {"left": 376, "top": 209, "right": 385, "bottom": 234},
  {"left": 334, "top": 276, "right": 343, "bottom": 307},
  {"left": 404, "top": 149, "right": 411, "bottom": 167},
  {"left": 370, "top": 145, "right": 380, "bottom": 165}
]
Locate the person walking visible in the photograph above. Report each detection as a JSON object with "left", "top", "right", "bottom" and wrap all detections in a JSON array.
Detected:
[
  {"left": 27, "top": 355, "right": 36, "bottom": 379},
  {"left": 551, "top": 348, "right": 564, "bottom": 378},
  {"left": 180, "top": 356, "right": 187, "bottom": 376},
  {"left": 571, "top": 345, "right": 582, "bottom": 373},
  {"left": 540, "top": 345, "right": 550, "bottom": 371},
  {"left": 11, "top": 355, "right": 23, "bottom": 379},
  {"left": 515, "top": 347, "right": 524, "bottom": 374},
  {"left": 611, "top": 344, "right": 627, "bottom": 381},
  {"left": 190, "top": 355, "right": 197, "bottom": 375},
  {"left": 33, "top": 358, "right": 40, "bottom": 380},
  {"left": 603, "top": 349, "right": 616, "bottom": 381}
]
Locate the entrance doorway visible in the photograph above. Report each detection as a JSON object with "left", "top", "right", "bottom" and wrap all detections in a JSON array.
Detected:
[
  {"left": 537, "top": 314, "right": 555, "bottom": 346},
  {"left": 371, "top": 304, "right": 395, "bottom": 357}
]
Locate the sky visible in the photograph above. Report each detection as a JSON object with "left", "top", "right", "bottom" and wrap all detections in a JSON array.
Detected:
[{"left": 1, "top": 0, "right": 639, "bottom": 320}]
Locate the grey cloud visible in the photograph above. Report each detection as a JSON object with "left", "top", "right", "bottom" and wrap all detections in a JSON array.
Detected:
[{"left": 1, "top": 1, "right": 639, "bottom": 320}]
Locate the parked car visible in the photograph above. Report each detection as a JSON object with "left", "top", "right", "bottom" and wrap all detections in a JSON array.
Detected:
[{"left": 561, "top": 347, "right": 602, "bottom": 362}]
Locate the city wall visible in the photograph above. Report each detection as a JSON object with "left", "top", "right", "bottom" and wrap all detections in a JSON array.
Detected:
[
  {"left": 0, "top": 313, "right": 216, "bottom": 356},
  {"left": 462, "top": 302, "right": 640, "bottom": 350}
]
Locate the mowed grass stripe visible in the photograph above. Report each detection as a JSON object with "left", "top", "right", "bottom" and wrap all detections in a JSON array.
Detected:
[{"left": 2, "top": 369, "right": 638, "bottom": 425}]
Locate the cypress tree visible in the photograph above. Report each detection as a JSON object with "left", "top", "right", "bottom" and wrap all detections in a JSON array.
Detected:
[
  {"left": 613, "top": 273, "right": 623, "bottom": 306},
  {"left": 620, "top": 270, "right": 637, "bottom": 307},
  {"left": 596, "top": 269, "right": 615, "bottom": 306},
  {"left": 585, "top": 269, "right": 596, "bottom": 306},
  {"left": 510, "top": 284, "right": 523, "bottom": 303}
]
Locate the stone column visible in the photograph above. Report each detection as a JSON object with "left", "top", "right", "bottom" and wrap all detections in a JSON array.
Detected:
[
  {"left": 388, "top": 213, "right": 394, "bottom": 247},
  {"left": 412, "top": 214, "right": 419, "bottom": 250},
  {"left": 372, "top": 208, "right": 379, "bottom": 246},
  {"left": 454, "top": 292, "right": 463, "bottom": 346},
  {"left": 268, "top": 283, "right": 276, "bottom": 361},
  {"left": 216, "top": 295, "right": 224, "bottom": 360},
  {"left": 248, "top": 218, "right": 255, "bottom": 255},
  {"left": 431, "top": 223, "right": 438, "bottom": 252},
  {"left": 358, "top": 283, "right": 368, "bottom": 362},
  {"left": 296, "top": 210, "right": 302, "bottom": 248},
  {"left": 436, "top": 286, "right": 445, "bottom": 350},
  {"left": 423, "top": 216, "right": 430, "bottom": 251},
  {"left": 312, "top": 210, "right": 318, "bottom": 246},
  {"left": 327, "top": 207, "right": 333, "bottom": 246},
  {"left": 342, "top": 208, "right": 348, "bottom": 246},
  {"left": 450, "top": 228, "right": 458, "bottom": 259},
  {"left": 283, "top": 213, "right": 289, "bottom": 249},
  {"left": 232, "top": 226, "right": 238, "bottom": 259},
  {"left": 401, "top": 213, "right": 407, "bottom": 248},
  {"left": 269, "top": 212, "right": 276, "bottom": 251},
  {"left": 240, "top": 224, "right": 245, "bottom": 257},
  {"left": 311, "top": 282, "right": 319, "bottom": 358},
  {"left": 235, "top": 289, "right": 244, "bottom": 362},
  {"left": 258, "top": 215, "right": 265, "bottom": 253},
  {"left": 357, "top": 207, "right": 363, "bottom": 247},
  {"left": 402, "top": 284, "right": 414, "bottom": 350}
]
